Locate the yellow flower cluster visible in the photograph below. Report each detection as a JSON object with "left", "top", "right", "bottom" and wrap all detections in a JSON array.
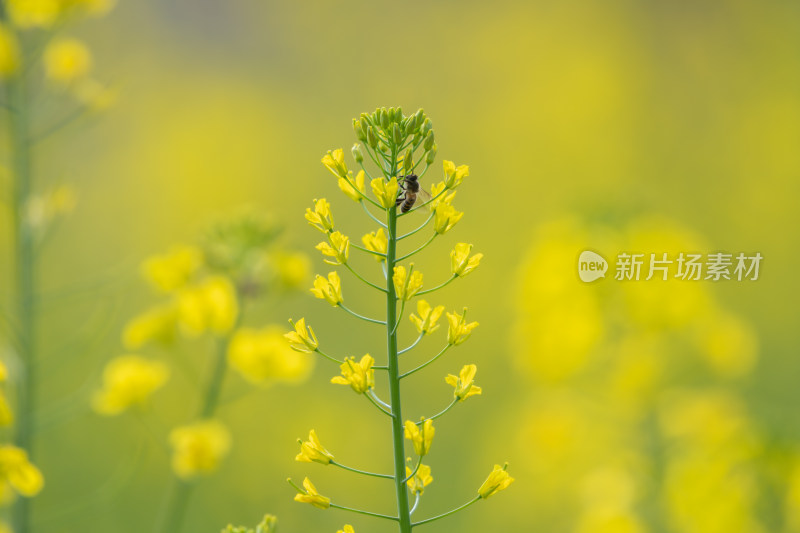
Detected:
[
  {"left": 220, "top": 514, "right": 277, "bottom": 533},
  {"left": 330, "top": 355, "right": 375, "bottom": 394},
  {"left": 92, "top": 355, "right": 170, "bottom": 416},
  {"left": 169, "top": 420, "right": 231, "bottom": 480},
  {"left": 228, "top": 327, "right": 313, "bottom": 385},
  {"left": 0, "top": 446, "right": 44, "bottom": 499}
]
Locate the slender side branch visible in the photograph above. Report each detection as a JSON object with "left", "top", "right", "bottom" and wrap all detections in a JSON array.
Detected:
[
  {"left": 400, "top": 345, "right": 452, "bottom": 379},
  {"left": 314, "top": 348, "right": 345, "bottom": 365},
  {"left": 416, "top": 275, "right": 457, "bottom": 296},
  {"left": 410, "top": 492, "right": 421, "bottom": 515},
  {"left": 361, "top": 201, "right": 388, "bottom": 228},
  {"left": 338, "top": 304, "right": 386, "bottom": 325},
  {"left": 398, "top": 211, "right": 434, "bottom": 240},
  {"left": 396, "top": 233, "right": 436, "bottom": 262},
  {"left": 365, "top": 391, "right": 394, "bottom": 417},
  {"left": 344, "top": 263, "right": 387, "bottom": 293},
  {"left": 402, "top": 457, "right": 422, "bottom": 483},
  {"left": 412, "top": 496, "right": 481, "bottom": 527},
  {"left": 398, "top": 333, "right": 423, "bottom": 355},
  {"left": 330, "top": 503, "right": 399, "bottom": 522},
  {"left": 416, "top": 398, "right": 458, "bottom": 424},
  {"left": 351, "top": 242, "right": 386, "bottom": 259},
  {"left": 331, "top": 461, "right": 394, "bottom": 480}
]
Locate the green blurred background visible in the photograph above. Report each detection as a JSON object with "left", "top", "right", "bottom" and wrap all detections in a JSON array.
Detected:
[{"left": 2, "top": 0, "right": 800, "bottom": 531}]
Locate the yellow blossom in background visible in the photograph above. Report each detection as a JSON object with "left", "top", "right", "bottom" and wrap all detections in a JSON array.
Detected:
[
  {"left": 284, "top": 318, "right": 318, "bottom": 353},
  {"left": 404, "top": 419, "right": 435, "bottom": 457},
  {"left": 293, "top": 477, "right": 330, "bottom": 509},
  {"left": 6, "top": 0, "right": 60, "bottom": 28},
  {"left": 336, "top": 526, "right": 354, "bottom": 533},
  {"left": 0, "top": 23, "right": 19, "bottom": 78},
  {"left": 316, "top": 231, "right": 349, "bottom": 265},
  {"left": 169, "top": 420, "right": 232, "bottom": 480},
  {"left": 221, "top": 514, "right": 278, "bottom": 533},
  {"left": 428, "top": 181, "right": 455, "bottom": 212},
  {"left": 44, "top": 38, "right": 92, "bottom": 84},
  {"left": 228, "top": 326, "right": 313, "bottom": 385},
  {"left": 64, "top": 0, "right": 115, "bottom": 16},
  {"left": 338, "top": 170, "right": 365, "bottom": 202},
  {"left": 0, "top": 361, "right": 6, "bottom": 381},
  {"left": 442, "top": 160, "right": 469, "bottom": 188},
  {"left": 0, "top": 522, "right": 10, "bottom": 533},
  {"left": 296, "top": 430, "right": 334, "bottom": 465},
  {"left": 331, "top": 355, "right": 374, "bottom": 394},
  {"left": 92, "top": 355, "right": 169, "bottom": 415},
  {"left": 694, "top": 312, "right": 758, "bottom": 379},
  {"left": 450, "top": 242, "right": 483, "bottom": 277},
  {"left": 478, "top": 463, "right": 514, "bottom": 499},
  {"left": 310, "top": 271, "right": 343, "bottom": 306},
  {"left": 0, "top": 393, "right": 13, "bottom": 427},
  {"left": 433, "top": 203, "right": 463, "bottom": 235},
  {"left": 305, "top": 198, "right": 334, "bottom": 233},
  {"left": 142, "top": 245, "right": 202, "bottom": 293},
  {"left": 122, "top": 303, "right": 178, "bottom": 349},
  {"left": 370, "top": 176, "right": 399, "bottom": 209},
  {"left": 446, "top": 309, "right": 478, "bottom": 345},
  {"left": 0, "top": 446, "right": 44, "bottom": 497},
  {"left": 445, "top": 364, "right": 482, "bottom": 402},
  {"left": 393, "top": 265, "right": 423, "bottom": 301},
  {"left": 24, "top": 184, "right": 77, "bottom": 233},
  {"left": 177, "top": 275, "right": 239, "bottom": 336},
  {"left": 361, "top": 228, "right": 387, "bottom": 261},
  {"left": 409, "top": 299, "right": 444, "bottom": 335},
  {"left": 322, "top": 149, "right": 348, "bottom": 178},
  {"left": 273, "top": 251, "right": 311, "bottom": 289},
  {"left": 406, "top": 463, "right": 433, "bottom": 494}
]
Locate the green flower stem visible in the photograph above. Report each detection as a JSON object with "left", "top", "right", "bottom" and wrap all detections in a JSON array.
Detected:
[
  {"left": 338, "top": 304, "right": 386, "bottom": 325},
  {"left": 398, "top": 333, "right": 423, "bottom": 356},
  {"left": 396, "top": 233, "right": 437, "bottom": 262},
  {"left": 367, "top": 389, "right": 392, "bottom": 411},
  {"left": 411, "top": 495, "right": 481, "bottom": 528},
  {"left": 357, "top": 161, "right": 375, "bottom": 180},
  {"left": 402, "top": 457, "right": 422, "bottom": 483},
  {"left": 360, "top": 200, "right": 388, "bottom": 229},
  {"left": 386, "top": 205, "right": 414, "bottom": 533},
  {"left": 390, "top": 299, "right": 406, "bottom": 336},
  {"left": 417, "top": 398, "right": 458, "bottom": 424},
  {"left": 331, "top": 461, "right": 394, "bottom": 480},
  {"left": 400, "top": 345, "right": 452, "bottom": 380},
  {"left": 409, "top": 493, "right": 421, "bottom": 515},
  {"left": 351, "top": 241, "right": 387, "bottom": 258},
  {"left": 398, "top": 211, "right": 434, "bottom": 240},
  {"left": 341, "top": 172, "right": 383, "bottom": 210},
  {"left": 314, "top": 348, "right": 345, "bottom": 365},
  {"left": 330, "top": 503, "right": 399, "bottom": 522},
  {"left": 416, "top": 275, "right": 458, "bottom": 296},
  {"left": 365, "top": 390, "right": 393, "bottom": 417},
  {"left": 344, "top": 263, "right": 387, "bottom": 293}
]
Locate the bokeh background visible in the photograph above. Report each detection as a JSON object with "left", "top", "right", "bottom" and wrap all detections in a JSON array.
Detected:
[{"left": 2, "top": 0, "right": 800, "bottom": 531}]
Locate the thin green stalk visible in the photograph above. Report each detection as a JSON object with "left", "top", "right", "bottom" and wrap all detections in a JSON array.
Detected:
[
  {"left": 398, "top": 333, "right": 423, "bottom": 355},
  {"left": 400, "top": 345, "right": 452, "bottom": 379},
  {"left": 344, "top": 263, "right": 387, "bottom": 293},
  {"left": 365, "top": 390, "right": 393, "bottom": 417},
  {"left": 360, "top": 200, "right": 388, "bottom": 228},
  {"left": 412, "top": 496, "right": 481, "bottom": 528},
  {"left": 398, "top": 211, "right": 434, "bottom": 240},
  {"left": 339, "top": 304, "right": 386, "bottom": 325},
  {"left": 330, "top": 503, "right": 398, "bottom": 522},
  {"left": 416, "top": 398, "right": 458, "bottom": 424},
  {"left": 416, "top": 275, "right": 457, "bottom": 297},
  {"left": 396, "top": 234, "right": 436, "bottom": 262},
  {"left": 331, "top": 461, "right": 394, "bottom": 480}
]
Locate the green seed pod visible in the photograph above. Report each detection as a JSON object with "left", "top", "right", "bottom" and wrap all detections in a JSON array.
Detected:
[
  {"left": 352, "top": 143, "right": 364, "bottom": 164},
  {"left": 423, "top": 130, "right": 435, "bottom": 151},
  {"left": 425, "top": 143, "right": 438, "bottom": 165}
]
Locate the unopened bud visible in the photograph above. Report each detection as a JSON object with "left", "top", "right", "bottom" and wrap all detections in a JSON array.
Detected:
[
  {"left": 367, "top": 127, "right": 378, "bottom": 148},
  {"left": 423, "top": 130, "right": 435, "bottom": 151},
  {"left": 425, "top": 144, "right": 438, "bottom": 165},
  {"left": 379, "top": 107, "right": 390, "bottom": 129},
  {"left": 353, "top": 119, "right": 367, "bottom": 142},
  {"left": 395, "top": 106, "right": 403, "bottom": 121},
  {"left": 351, "top": 143, "right": 364, "bottom": 164},
  {"left": 421, "top": 118, "right": 433, "bottom": 135},
  {"left": 393, "top": 123, "right": 403, "bottom": 145},
  {"left": 403, "top": 147, "right": 413, "bottom": 173}
]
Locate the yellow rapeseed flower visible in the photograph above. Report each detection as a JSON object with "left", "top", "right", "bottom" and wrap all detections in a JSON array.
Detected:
[
  {"left": 409, "top": 300, "right": 445, "bottom": 335},
  {"left": 442, "top": 160, "right": 469, "bottom": 188},
  {"left": 450, "top": 243, "right": 483, "bottom": 277},
  {"left": 406, "top": 463, "right": 433, "bottom": 494},
  {"left": 296, "top": 429, "right": 334, "bottom": 465},
  {"left": 92, "top": 355, "right": 170, "bottom": 416},
  {"left": 273, "top": 251, "right": 311, "bottom": 290},
  {"left": 228, "top": 326, "right": 314, "bottom": 385},
  {"left": 293, "top": 477, "right": 331, "bottom": 509},
  {"left": 338, "top": 170, "right": 366, "bottom": 202},
  {"left": 0, "top": 393, "right": 13, "bottom": 427},
  {"left": 305, "top": 198, "right": 334, "bottom": 233},
  {"left": 404, "top": 419, "right": 435, "bottom": 457},
  {"left": 362, "top": 228, "right": 387, "bottom": 261},
  {"left": 370, "top": 177, "right": 400, "bottom": 209},
  {"left": 336, "top": 526, "right": 355, "bottom": 533},
  {"left": 44, "top": 38, "right": 92, "bottom": 84},
  {"left": 169, "top": 420, "right": 231, "bottom": 480},
  {"left": 142, "top": 245, "right": 202, "bottom": 292},
  {"left": 447, "top": 309, "right": 479, "bottom": 345},
  {"left": 316, "top": 231, "right": 350, "bottom": 265},
  {"left": 393, "top": 265, "right": 423, "bottom": 301},
  {"left": 331, "top": 355, "right": 375, "bottom": 394},
  {"left": 177, "top": 276, "right": 239, "bottom": 336},
  {"left": 122, "top": 303, "right": 178, "bottom": 349},
  {"left": 0, "top": 446, "right": 44, "bottom": 497},
  {"left": 445, "top": 364, "right": 482, "bottom": 402},
  {"left": 322, "top": 149, "right": 348, "bottom": 178},
  {"left": 428, "top": 181, "right": 456, "bottom": 212},
  {"left": 478, "top": 463, "right": 514, "bottom": 499},
  {"left": 310, "top": 272, "right": 343, "bottom": 306},
  {"left": 433, "top": 203, "right": 463, "bottom": 235},
  {"left": 7, "top": 0, "right": 60, "bottom": 28},
  {"left": 0, "top": 24, "right": 20, "bottom": 78},
  {"left": 284, "top": 318, "right": 318, "bottom": 353}
]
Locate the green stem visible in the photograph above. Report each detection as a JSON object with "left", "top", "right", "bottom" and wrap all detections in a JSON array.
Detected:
[
  {"left": 386, "top": 206, "right": 413, "bottom": 533},
  {"left": 412, "top": 496, "right": 481, "bottom": 528},
  {"left": 398, "top": 212, "right": 434, "bottom": 240},
  {"left": 416, "top": 275, "right": 457, "bottom": 297},
  {"left": 398, "top": 333, "right": 423, "bottom": 355},
  {"left": 417, "top": 398, "right": 458, "bottom": 424},
  {"left": 344, "top": 263, "right": 387, "bottom": 293},
  {"left": 400, "top": 345, "right": 452, "bottom": 379},
  {"left": 331, "top": 461, "right": 394, "bottom": 480},
  {"left": 339, "top": 304, "right": 386, "bottom": 325},
  {"left": 330, "top": 503, "right": 398, "bottom": 522},
  {"left": 396, "top": 234, "right": 436, "bottom": 262},
  {"left": 360, "top": 200, "right": 388, "bottom": 229}
]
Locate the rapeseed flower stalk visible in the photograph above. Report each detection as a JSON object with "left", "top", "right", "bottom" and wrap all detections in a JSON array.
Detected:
[
  {"left": 93, "top": 214, "right": 312, "bottom": 533},
  {"left": 288, "top": 108, "right": 512, "bottom": 532},
  {"left": 0, "top": 3, "right": 113, "bottom": 531}
]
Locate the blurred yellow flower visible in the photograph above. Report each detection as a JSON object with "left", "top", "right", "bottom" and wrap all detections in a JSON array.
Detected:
[
  {"left": 177, "top": 276, "right": 239, "bottom": 336},
  {"left": 293, "top": 477, "right": 330, "bottom": 509},
  {"left": 404, "top": 419, "right": 434, "bottom": 457},
  {"left": 370, "top": 176, "right": 399, "bottom": 209},
  {"left": 695, "top": 312, "right": 758, "bottom": 379},
  {"left": 142, "top": 245, "right": 202, "bottom": 293},
  {"left": 478, "top": 463, "right": 513, "bottom": 499},
  {"left": 409, "top": 299, "right": 444, "bottom": 335},
  {"left": 362, "top": 228, "right": 387, "bottom": 261},
  {"left": 0, "top": 446, "right": 44, "bottom": 497},
  {"left": 310, "top": 272, "right": 343, "bottom": 307},
  {"left": 433, "top": 203, "right": 463, "bottom": 235},
  {"left": 331, "top": 355, "right": 374, "bottom": 394},
  {"left": 428, "top": 181, "right": 455, "bottom": 212},
  {"left": 44, "top": 38, "right": 92, "bottom": 84},
  {"left": 7, "top": 0, "right": 60, "bottom": 28},
  {"left": 169, "top": 420, "right": 231, "bottom": 480},
  {"left": 296, "top": 430, "right": 334, "bottom": 465},
  {"left": 393, "top": 265, "right": 423, "bottom": 301},
  {"left": 445, "top": 364, "right": 482, "bottom": 402},
  {"left": 0, "top": 24, "right": 19, "bottom": 78},
  {"left": 284, "top": 318, "right": 318, "bottom": 353},
  {"left": 450, "top": 243, "right": 482, "bottom": 277},
  {"left": 316, "top": 231, "right": 349, "bottom": 266},
  {"left": 322, "top": 149, "right": 348, "bottom": 178},
  {"left": 122, "top": 303, "right": 178, "bottom": 349},
  {"left": 63, "top": 0, "right": 115, "bottom": 16},
  {"left": 273, "top": 251, "right": 311, "bottom": 290},
  {"left": 221, "top": 514, "right": 277, "bottom": 533},
  {"left": 446, "top": 309, "right": 478, "bottom": 346},
  {"left": 406, "top": 463, "right": 433, "bottom": 494},
  {"left": 336, "top": 526, "right": 354, "bottom": 533},
  {"left": 338, "top": 170, "right": 365, "bottom": 202},
  {"left": 228, "top": 326, "right": 313, "bottom": 385},
  {"left": 0, "top": 361, "right": 6, "bottom": 381},
  {"left": 92, "top": 355, "right": 169, "bottom": 416},
  {"left": 305, "top": 198, "right": 334, "bottom": 233},
  {"left": 442, "top": 160, "right": 469, "bottom": 188},
  {"left": 0, "top": 392, "right": 13, "bottom": 427}
]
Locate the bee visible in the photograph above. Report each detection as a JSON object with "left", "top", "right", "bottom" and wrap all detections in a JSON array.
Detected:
[{"left": 396, "top": 174, "right": 421, "bottom": 213}]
